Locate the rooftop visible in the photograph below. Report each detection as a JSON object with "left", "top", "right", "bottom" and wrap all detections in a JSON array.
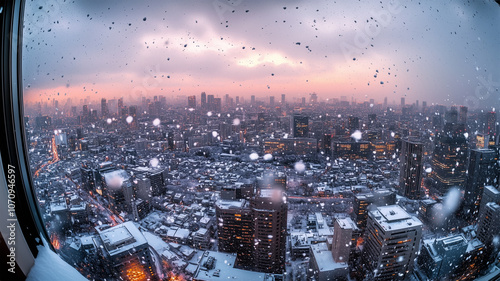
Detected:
[
  {"left": 310, "top": 243, "right": 348, "bottom": 273},
  {"left": 370, "top": 205, "right": 422, "bottom": 231},
  {"left": 98, "top": 221, "right": 147, "bottom": 256},
  {"left": 377, "top": 205, "right": 411, "bottom": 222},
  {"left": 193, "top": 251, "right": 275, "bottom": 281}
]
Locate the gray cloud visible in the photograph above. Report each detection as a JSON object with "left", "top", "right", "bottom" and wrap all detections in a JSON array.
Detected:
[{"left": 22, "top": 0, "right": 500, "bottom": 107}]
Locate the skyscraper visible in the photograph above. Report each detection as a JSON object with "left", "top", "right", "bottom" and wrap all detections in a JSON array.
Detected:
[
  {"left": 216, "top": 189, "right": 287, "bottom": 274},
  {"left": 293, "top": 115, "right": 309, "bottom": 137},
  {"left": 486, "top": 111, "right": 497, "bottom": 141},
  {"left": 188, "top": 95, "right": 196, "bottom": 108},
  {"left": 401, "top": 97, "right": 405, "bottom": 108},
  {"left": 201, "top": 92, "right": 207, "bottom": 109},
  {"left": 251, "top": 189, "right": 287, "bottom": 274},
  {"left": 281, "top": 94, "right": 286, "bottom": 105},
  {"left": 477, "top": 202, "right": 500, "bottom": 246},
  {"left": 362, "top": 205, "right": 422, "bottom": 280},
  {"left": 462, "top": 148, "right": 498, "bottom": 221},
  {"left": 430, "top": 123, "right": 468, "bottom": 196},
  {"left": 269, "top": 96, "right": 275, "bottom": 107},
  {"left": 459, "top": 106, "right": 468, "bottom": 124},
  {"left": 207, "top": 94, "right": 214, "bottom": 111},
  {"left": 348, "top": 116, "right": 359, "bottom": 133},
  {"left": 101, "top": 98, "right": 108, "bottom": 117},
  {"left": 399, "top": 138, "right": 423, "bottom": 200},
  {"left": 216, "top": 199, "right": 254, "bottom": 265}
]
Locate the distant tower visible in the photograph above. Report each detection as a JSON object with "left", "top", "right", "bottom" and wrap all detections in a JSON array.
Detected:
[
  {"left": 401, "top": 97, "right": 405, "bottom": 108},
  {"left": 201, "top": 92, "right": 207, "bottom": 109},
  {"left": 363, "top": 205, "right": 422, "bottom": 280},
  {"left": 188, "top": 95, "right": 196, "bottom": 108},
  {"left": 101, "top": 98, "right": 108, "bottom": 117},
  {"left": 270, "top": 96, "right": 275, "bottom": 107},
  {"left": 486, "top": 111, "right": 497, "bottom": 138},
  {"left": 459, "top": 106, "right": 468, "bottom": 124},
  {"left": 293, "top": 115, "right": 309, "bottom": 137},
  {"left": 399, "top": 138, "right": 423, "bottom": 200},
  {"left": 251, "top": 95, "right": 256, "bottom": 105},
  {"left": 383, "top": 97, "right": 388, "bottom": 108},
  {"left": 430, "top": 123, "right": 468, "bottom": 196},
  {"left": 281, "top": 94, "right": 286, "bottom": 105}
]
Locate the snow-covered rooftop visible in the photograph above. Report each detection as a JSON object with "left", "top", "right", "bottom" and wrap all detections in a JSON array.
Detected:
[
  {"left": 98, "top": 221, "right": 147, "bottom": 256},
  {"left": 193, "top": 251, "right": 274, "bottom": 281}
]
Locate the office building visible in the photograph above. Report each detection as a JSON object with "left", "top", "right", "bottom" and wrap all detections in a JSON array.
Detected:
[
  {"left": 477, "top": 202, "right": 500, "bottom": 246},
  {"left": 201, "top": 92, "right": 207, "bottom": 109},
  {"left": 418, "top": 234, "right": 468, "bottom": 279},
  {"left": 399, "top": 138, "right": 423, "bottom": 200},
  {"left": 352, "top": 189, "right": 396, "bottom": 230},
  {"left": 188, "top": 95, "right": 196, "bottom": 108},
  {"left": 216, "top": 189, "right": 287, "bottom": 274},
  {"left": 462, "top": 149, "right": 498, "bottom": 220},
  {"left": 251, "top": 189, "right": 287, "bottom": 274},
  {"left": 101, "top": 98, "right": 108, "bottom": 117},
  {"left": 216, "top": 199, "right": 254, "bottom": 265},
  {"left": 332, "top": 217, "right": 359, "bottom": 263},
  {"left": 479, "top": 185, "right": 500, "bottom": 215},
  {"left": 430, "top": 123, "right": 468, "bottom": 196},
  {"left": 95, "top": 222, "right": 157, "bottom": 281},
  {"left": 293, "top": 115, "right": 309, "bottom": 137},
  {"left": 362, "top": 205, "right": 422, "bottom": 280}
]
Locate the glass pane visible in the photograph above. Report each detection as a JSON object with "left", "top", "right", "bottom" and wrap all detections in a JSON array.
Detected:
[{"left": 22, "top": 0, "right": 500, "bottom": 280}]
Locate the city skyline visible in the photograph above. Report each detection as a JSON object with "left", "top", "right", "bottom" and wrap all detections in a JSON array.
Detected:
[{"left": 22, "top": 0, "right": 500, "bottom": 108}]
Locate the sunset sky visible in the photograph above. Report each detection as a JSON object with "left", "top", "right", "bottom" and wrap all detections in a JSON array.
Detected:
[{"left": 22, "top": 0, "right": 500, "bottom": 108}]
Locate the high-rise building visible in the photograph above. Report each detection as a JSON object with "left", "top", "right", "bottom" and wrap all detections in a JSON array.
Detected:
[
  {"left": 459, "top": 106, "right": 468, "bottom": 124},
  {"left": 216, "top": 199, "right": 254, "bottom": 265},
  {"left": 188, "top": 95, "right": 196, "bottom": 108},
  {"left": 200, "top": 92, "right": 207, "bottom": 109},
  {"left": 477, "top": 202, "right": 500, "bottom": 246},
  {"left": 462, "top": 148, "right": 498, "bottom": 220},
  {"left": 418, "top": 234, "right": 468, "bottom": 280},
  {"left": 269, "top": 96, "right": 275, "bottom": 107},
  {"left": 480, "top": 185, "right": 500, "bottom": 215},
  {"left": 95, "top": 222, "right": 157, "bottom": 281},
  {"left": 148, "top": 169, "right": 166, "bottom": 197},
  {"left": 293, "top": 115, "right": 309, "bottom": 138},
  {"left": 216, "top": 189, "right": 287, "bottom": 274},
  {"left": 213, "top": 98, "right": 222, "bottom": 112},
  {"left": 430, "top": 123, "right": 468, "bottom": 196},
  {"left": 399, "top": 138, "right": 423, "bottom": 200},
  {"left": 251, "top": 95, "right": 256, "bottom": 105},
  {"left": 281, "top": 94, "right": 286, "bottom": 105},
  {"left": 251, "top": 189, "right": 287, "bottom": 274},
  {"left": 486, "top": 111, "right": 497, "bottom": 139},
  {"left": 362, "top": 205, "right": 423, "bottom": 280},
  {"left": 207, "top": 94, "right": 214, "bottom": 111},
  {"left": 400, "top": 97, "right": 405, "bottom": 108},
  {"left": 348, "top": 116, "right": 359, "bottom": 133},
  {"left": 117, "top": 97, "right": 123, "bottom": 114},
  {"left": 352, "top": 189, "right": 396, "bottom": 230},
  {"left": 332, "top": 217, "right": 359, "bottom": 263},
  {"left": 101, "top": 98, "right": 108, "bottom": 117}
]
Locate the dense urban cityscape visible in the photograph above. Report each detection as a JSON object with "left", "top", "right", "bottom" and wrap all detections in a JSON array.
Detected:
[{"left": 23, "top": 93, "right": 500, "bottom": 281}]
